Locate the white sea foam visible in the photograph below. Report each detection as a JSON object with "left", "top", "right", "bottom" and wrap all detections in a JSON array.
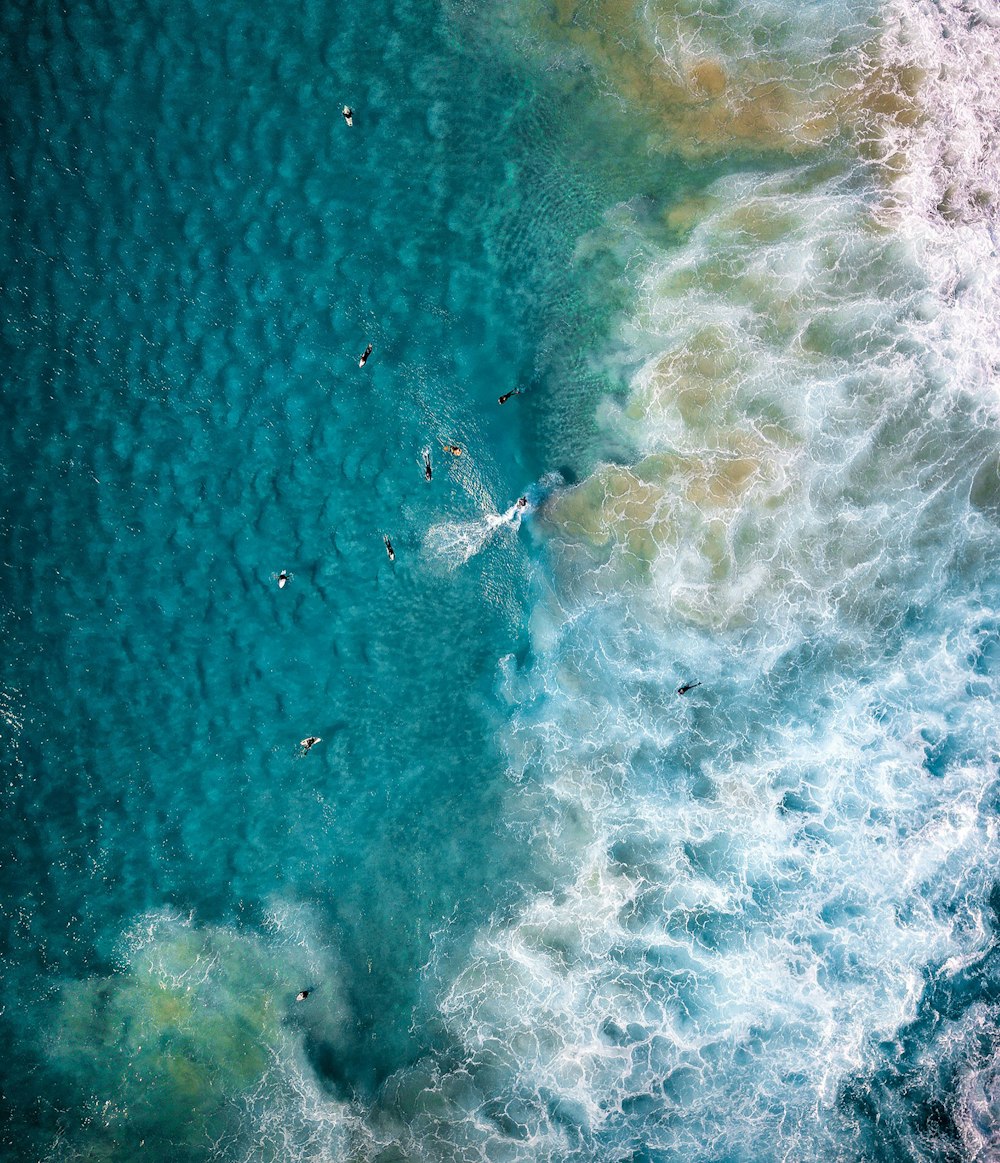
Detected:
[
  {"left": 375, "top": 2, "right": 1000, "bottom": 1158},
  {"left": 43, "top": 906, "right": 362, "bottom": 1163},
  {"left": 0, "top": 685, "right": 24, "bottom": 757},
  {"left": 956, "top": 1025, "right": 1000, "bottom": 1161},
  {"left": 878, "top": 0, "right": 1000, "bottom": 396}
]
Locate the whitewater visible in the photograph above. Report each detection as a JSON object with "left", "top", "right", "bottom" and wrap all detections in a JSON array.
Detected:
[{"left": 389, "top": 1, "right": 1000, "bottom": 1157}]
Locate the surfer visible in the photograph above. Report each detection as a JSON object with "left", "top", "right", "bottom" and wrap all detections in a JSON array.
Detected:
[
  {"left": 358, "top": 343, "right": 373, "bottom": 368},
  {"left": 516, "top": 496, "right": 528, "bottom": 508},
  {"left": 498, "top": 389, "right": 521, "bottom": 405},
  {"left": 300, "top": 736, "right": 321, "bottom": 754},
  {"left": 342, "top": 106, "right": 353, "bottom": 126},
  {"left": 442, "top": 443, "right": 462, "bottom": 457},
  {"left": 277, "top": 569, "right": 289, "bottom": 589},
  {"left": 383, "top": 534, "right": 395, "bottom": 561},
  {"left": 676, "top": 681, "right": 702, "bottom": 695},
  {"left": 296, "top": 990, "right": 310, "bottom": 1002},
  {"left": 423, "top": 451, "right": 433, "bottom": 481}
]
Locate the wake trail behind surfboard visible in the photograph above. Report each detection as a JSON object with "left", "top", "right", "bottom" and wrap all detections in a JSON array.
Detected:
[{"left": 424, "top": 503, "right": 526, "bottom": 570}]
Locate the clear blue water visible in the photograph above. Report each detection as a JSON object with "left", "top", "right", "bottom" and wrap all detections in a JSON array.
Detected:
[{"left": 3, "top": 0, "right": 1000, "bottom": 1159}]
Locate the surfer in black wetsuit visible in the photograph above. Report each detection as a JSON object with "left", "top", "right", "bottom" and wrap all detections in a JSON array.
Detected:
[
  {"left": 498, "top": 389, "right": 521, "bottom": 405},
  {"left": 277, "top": 569, "right": 289, "bottom": 589},
  {"left": 296, "top": 990, "right": 310, "bottom": 1002},
  {"left": 516, "top": 496, "right": 527, "bottom": 508},
  {"left": 300, "top": 736, "right": 321, "bottom": 753},
  {"left": 358, "top": 342, "right": 373, "bottom": 367},
  {"left": 423, "top": 452, "right": 432, "bottom": 481},
  {"left": 342, "top": 106, "right": 353, "bottom": 126},
  {"left": 383, "top": 534, "right": 395, "bottom": 561},
  {"left": 676, "top": 681, "right": 701, "bottom": 695}
]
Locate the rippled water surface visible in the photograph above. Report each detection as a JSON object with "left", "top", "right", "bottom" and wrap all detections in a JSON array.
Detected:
[{"left": 3, "top": 0, "right": 1000, "bottom": 1159}]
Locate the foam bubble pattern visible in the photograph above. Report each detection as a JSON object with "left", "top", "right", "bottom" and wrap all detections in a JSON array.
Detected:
[{"left": 372, "top": 7, "right": 1000, "bottom": 1160}]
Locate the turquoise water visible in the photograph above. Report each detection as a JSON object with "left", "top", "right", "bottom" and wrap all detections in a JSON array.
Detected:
[{"left": 4, "top": 0, "right": 1000, "bottom": 1158}]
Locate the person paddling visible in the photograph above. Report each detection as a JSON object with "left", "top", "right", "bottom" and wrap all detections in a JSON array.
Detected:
[
  {"left": 498, "top": 389, "right": 521, "bottom": 405},
  {"left": 342, "top": 106, "right": 354, "bottom": 126},
  {"left": 383, "top": 534, "right": 395, "bottom": 561},
  {"left": 676, "top": 681, "right": 702, "bottom": 695},
  {"left": 300, "top": 736, "right": 321, "bottom": 754},
  {"left": 423, "top": 451, "right": 433, "bottom": 481},
  {"left": 358, "top": 343, "right": 373, "bottom": 367}
]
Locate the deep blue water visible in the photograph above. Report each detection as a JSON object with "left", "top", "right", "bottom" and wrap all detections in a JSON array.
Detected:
[{"left": 3, "top": 0, "right": 1000, "bottom": 1159}]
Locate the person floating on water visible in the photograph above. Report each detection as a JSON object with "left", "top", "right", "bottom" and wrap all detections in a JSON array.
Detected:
[
  {"left": 342, "top": 106, "right": 353, "bottom": 126},
  {"left": 676, "top": 681, "right": 701, "bottom": 695},
  {"left": 383, "top": 534, "right": 395, "bottom": 561},
  {"left": 358, "top": 343, "right": 373, "bottom": 368},
  {"left": 502, "top": 496, "right": 530, "bottom": 526},
  {"left": 296, "top": 990, "right": 310, "bottom": 1002},
  {"left": 300, "top": 736, "right": 321, "bottom": 754},
  {"left": 442, "top": 443, "right": 462, "bottom": 457},
  {"left": 423, "top": 451, "right": 433, "bottom": 481},
  {"left": 277, "top": 569, "right": 289, "bottom": 589},
  {"left": 498, "top": 389, "right": 521, "bottom": 405}
]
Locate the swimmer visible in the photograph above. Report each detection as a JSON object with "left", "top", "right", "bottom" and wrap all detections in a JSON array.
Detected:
[
  {"left": 516, "top": 496, "right": 527, "bottom": 508},
  {"left": 423, "top": 452, "right": 432, "bottom": 481},
  {"left": 358, "top": 343, "right": 373, "bottom": 368},
  {"left": 277, "top": 569, "right": 289, "bottom": 589},
  {"left": 296, "top": 990, "right": 310, "bottom": 1002},
  {"left": 383, "top": 534, "right": 395, "bottom": 561},
  {"left": 676, "top": 681, "right": 702, "bottom": 695},
  {"left": 442, "top": 444, "right": 462, "bottom": 457},
  {"left": 498, "top": 389, "right": 521, "bottom": 405},
  {"left": 300, "top": 736, "right": 321, "bottom": 753},
  {"left": 342, "top": 106, "right": 353, "bottom": 126}
]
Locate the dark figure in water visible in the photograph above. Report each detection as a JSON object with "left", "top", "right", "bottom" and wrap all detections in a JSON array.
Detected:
[
  {"left": 300, "top": 736, "right": 321, "bottom": 753},
  {"left": 342, "top": 106, "right": 353, "bottom": 126},
  {"left": 358, "top": 343, "right": 373, "bottom": 368},
  {"left": 296, "top": 990, "right": 310, "bottom": 1002},
  {"left": 516, "top": 496, "right": 528, "bottom": 508},
  {"left": 498, "top": 389, "right": 521, "bottom": 405},
  {"left": 383, "top": 534, "right": 395, "bottom": 561},
  {"left": 676, "top": 681, "right": 702, "bottom": 695},
  {"left": 423, "top": 452, "right": 433, "bottom": 481},
  {"left": 277, "top": 569, "right": 289, "bottom": 589}
]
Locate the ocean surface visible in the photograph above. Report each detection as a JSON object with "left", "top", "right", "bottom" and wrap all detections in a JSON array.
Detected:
[{"left": 2, "top": 0, "right": 1000, "bottom": 1158}]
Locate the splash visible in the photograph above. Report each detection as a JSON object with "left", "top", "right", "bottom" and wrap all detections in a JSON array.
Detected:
[{"left": 424, "top": 501, "right": 529, "bottom": 570}]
